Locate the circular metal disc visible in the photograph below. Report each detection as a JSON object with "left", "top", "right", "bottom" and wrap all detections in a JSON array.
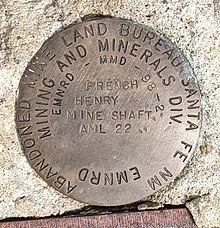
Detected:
[{"left": 16, "top": 17, "right": 201, "bottom": 206}]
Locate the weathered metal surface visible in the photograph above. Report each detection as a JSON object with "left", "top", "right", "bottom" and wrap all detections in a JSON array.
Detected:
[{"left": 15, "top": 17, "right": 201, "bottom": 206}]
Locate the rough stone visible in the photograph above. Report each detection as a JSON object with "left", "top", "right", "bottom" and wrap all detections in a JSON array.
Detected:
[{"left": 0, "top": 0, "right": 219, "bottom": 227}]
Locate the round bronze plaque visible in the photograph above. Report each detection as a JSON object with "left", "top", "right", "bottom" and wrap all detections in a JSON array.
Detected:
[{"left": 16, "top": 17, "right": 201, "bottom": 206}]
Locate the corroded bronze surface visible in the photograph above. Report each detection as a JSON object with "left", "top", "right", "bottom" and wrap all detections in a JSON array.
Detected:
[{"left": 16, "top": 17, "right": 201, "bottom": 206}]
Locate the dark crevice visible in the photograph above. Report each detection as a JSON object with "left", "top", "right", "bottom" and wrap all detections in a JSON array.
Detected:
[
  {"left": 0, "top": 203, "right": 188, "bottom": 223},
  {"left": 185, "top": 192, "right": 210, "bottom": 203},
  {"left": 62, "top": 203, "right": 186, "bottom": 218}
]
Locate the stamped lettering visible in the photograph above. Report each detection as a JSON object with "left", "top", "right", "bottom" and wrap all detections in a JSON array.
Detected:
[{"left": 16, "top": 17, "right": 201, "bottom": 206}]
